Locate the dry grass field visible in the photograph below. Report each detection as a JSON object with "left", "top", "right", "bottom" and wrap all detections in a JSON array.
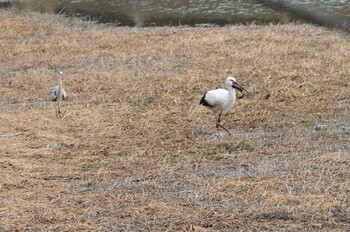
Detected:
[{"left": 0, "top": 9, "right": 349, "bottom": 231}]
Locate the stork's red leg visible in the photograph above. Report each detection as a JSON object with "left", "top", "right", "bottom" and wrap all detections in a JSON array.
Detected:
[
  {"left": 216, "top": 120, "right": 220, "bottom": 132},
  {"left": 215, "top": 113, "right": 221, "bottom": 133},
  {"left": 217, "top": 113, "right": 232, "bottom": 136},
  {"left": 219, "top": 124, "right": 232, "bottom": 136}
]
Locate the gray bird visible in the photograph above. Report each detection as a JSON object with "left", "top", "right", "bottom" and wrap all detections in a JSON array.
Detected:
[{"left": 49, "top": 70, "right": 67, "bottom": 114}]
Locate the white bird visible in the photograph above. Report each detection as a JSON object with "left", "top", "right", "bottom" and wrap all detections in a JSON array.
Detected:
[
  {"left": 200, "top": 76, "right": 248, "bottom": 136},
  {"left": 49, "top": 70, "right": 67, "bottom": 114}
]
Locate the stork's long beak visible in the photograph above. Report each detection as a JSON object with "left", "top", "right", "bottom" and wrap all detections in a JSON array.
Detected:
[{"left": 232, "top": 82, "right": 248, "bottom": 99}]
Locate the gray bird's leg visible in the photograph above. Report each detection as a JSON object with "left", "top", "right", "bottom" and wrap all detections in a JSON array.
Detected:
[{"left": 56, "top": 101, "right": 62, "bottom": 118}]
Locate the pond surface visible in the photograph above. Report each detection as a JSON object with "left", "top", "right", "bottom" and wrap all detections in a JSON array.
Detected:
[{"left": 3, "top": 0, "right": 350, "bottom": 27}]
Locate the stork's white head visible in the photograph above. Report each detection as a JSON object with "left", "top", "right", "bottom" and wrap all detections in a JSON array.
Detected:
[
  {"left": 226, "top": 76, "right": 237, "bottom": 88},
  {"left": 226, "top": 76, "right": 248, "bottom": 98}
]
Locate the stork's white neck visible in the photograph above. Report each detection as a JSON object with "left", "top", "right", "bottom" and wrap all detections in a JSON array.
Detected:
[{"left": 227, "top": 86, "right": 236, "bottom": 101}]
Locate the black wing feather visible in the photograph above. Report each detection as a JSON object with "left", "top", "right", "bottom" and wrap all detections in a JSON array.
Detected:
[{"left": 199, "top": 92, "right": 214, "bottom": 107}]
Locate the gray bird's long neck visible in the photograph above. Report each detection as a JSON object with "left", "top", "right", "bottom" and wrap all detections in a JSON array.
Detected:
[{"left": 58, "top": 76, "right": 62, "bottom": 89}]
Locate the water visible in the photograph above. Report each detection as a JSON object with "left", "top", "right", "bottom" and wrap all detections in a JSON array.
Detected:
[{"left": 2, "top": 0, "right": 350, "bottom": 27}]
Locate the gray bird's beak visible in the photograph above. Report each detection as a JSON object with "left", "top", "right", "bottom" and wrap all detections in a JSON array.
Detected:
[{"left": 232, "top": 82, "right": 248, "bottom": 99}]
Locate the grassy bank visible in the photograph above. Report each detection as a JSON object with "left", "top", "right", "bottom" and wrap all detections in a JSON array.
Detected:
[{"left": 0, "top": 9, "right": 349, "bottom": 231}]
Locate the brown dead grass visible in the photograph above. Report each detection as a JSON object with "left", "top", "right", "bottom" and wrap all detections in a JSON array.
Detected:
[{"left": 0, "top": 9, "right": 349, "bottom": 231}]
